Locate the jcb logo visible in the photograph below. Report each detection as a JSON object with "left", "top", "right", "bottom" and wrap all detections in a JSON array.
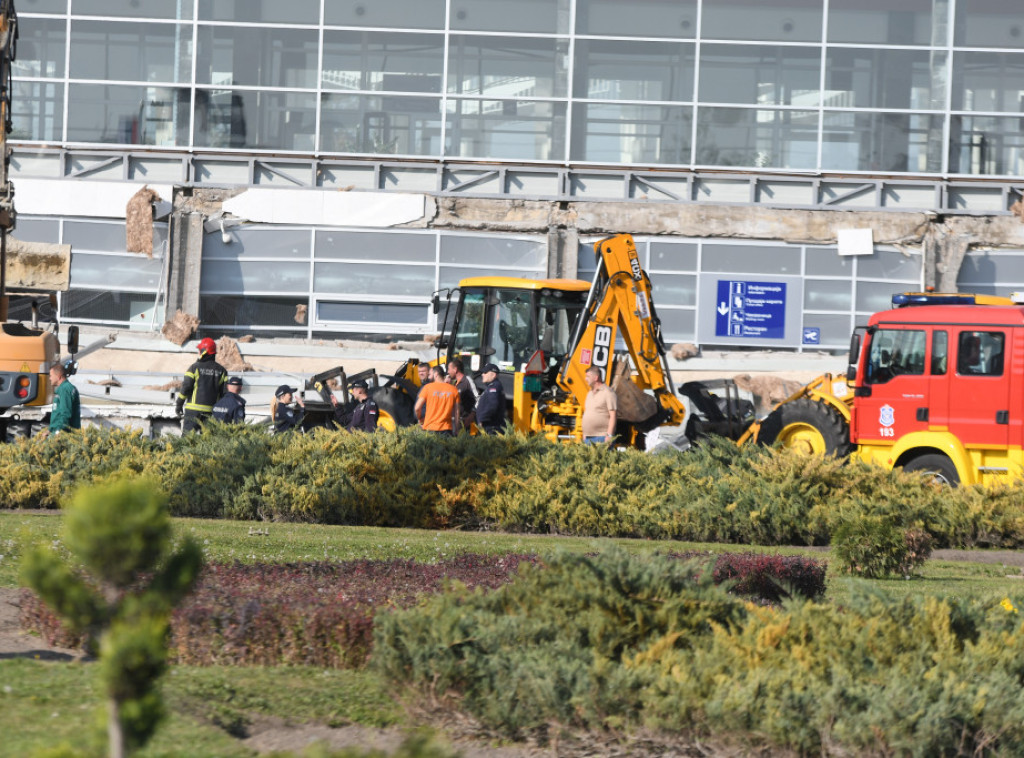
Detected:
[{"left": 591, "top": 325, "right": 612, "bottom": 380}]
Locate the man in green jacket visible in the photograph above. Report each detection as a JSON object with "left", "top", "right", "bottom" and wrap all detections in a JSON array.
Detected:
[{"left": 46, "top": 363, "right": 80, "bottom": 436}]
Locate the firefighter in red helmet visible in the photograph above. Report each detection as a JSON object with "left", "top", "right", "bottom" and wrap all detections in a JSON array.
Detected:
[{"left": 176, "top": 337, "right": 228, "bottom": 433}]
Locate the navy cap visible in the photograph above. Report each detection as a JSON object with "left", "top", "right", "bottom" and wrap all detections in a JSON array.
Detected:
[
  {"left": 226, "top": 376, "right": 243, "bottom": 387},
  {"left": 275, "top": 384, "right": 297, "bottom": 398},
  {"left": 350, "top": 379, "right": 369, "bottom": 390},
  {"left": 480, "top": 363, "right": 500, "bottom": 374}
]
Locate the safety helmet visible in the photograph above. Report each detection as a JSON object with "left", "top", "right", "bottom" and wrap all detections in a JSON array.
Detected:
[{"left": 197, "top": 337, "right": 217, "bottom": 356}]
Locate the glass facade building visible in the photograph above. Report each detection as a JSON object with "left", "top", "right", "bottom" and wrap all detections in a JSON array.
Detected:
[
  {"left": 13, "top": 0, "right": 1024, "bottom": 175},
  {"left": 8, "top": 0, "right": 1024, "bottom": 351}
]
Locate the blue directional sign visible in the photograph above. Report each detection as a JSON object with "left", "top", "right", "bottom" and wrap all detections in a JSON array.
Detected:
[
  {"left": 802, "top": 327, "right": 821, "bottom": 345},
  {"left": 715, "top": 280, "right": 786, "bottom": 339}
]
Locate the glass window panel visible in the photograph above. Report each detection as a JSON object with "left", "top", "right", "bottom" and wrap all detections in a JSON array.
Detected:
[
  {"left": 20, "top": 0, "right": 67, "bottom": 12},
  {"left": 440, "top": 236, "right": 545, "bottom": 267},
  {"left": 63, "top": 221, "right": 125, "bottom": 250},
  {"left": 439, "top": 266, "right": 544, "bottom": 289},
  {"left": 70, "top": 21, "right": 191, "bottom": 84},
  {"left": 204, "top": 228, "right": 311, "bottom": 259},
  {"left": 701, "top": 0, "right": 822, "bottom": 43},
  {"left": 320, "top": 93, "right": 441, "bottom": 156},
  {"left": 317, "top": 301, "right": 429, "bottom": 325},
  {"left": 803, "top": 314, "right": 853, "bottom": 346},
  {"left": 68, "top": 84, "right": 190, "bottom": 147},
  {"left": 196, "top": 26, "right": 318, "bottom": 88},
  {"left": 955, "top": 0, "right": 1024, "bottom": 50},
  {"left": 198, "top": 0, "right": 320, "bottom": 24},
  {"left": 650, "top": 242, "right": 698, "bottom": 271},
  {"left": 959, "top": 252, "right": 1024, "bottom": 285},
  {"left": 701, "top": 243, "right": 802, "bottom": 275},
  {"left": 62, "top": 290, "right": 155, "bottom": 322},
  {"left": 11, "top": 81, "right": 63, "bottom": 142},
  {"left": 650, "top": 274, "right": 696, "bottom": 307},
  {"left": 952, "top": 51, "right": 1024, "bottom": 112},
  {"left": 202, "top": 260, "right": 310, "bottom": 293},
  {"left": 313, "top": 262, "right": 434, "bottom": 297},
  {"left": 322, "top": 31, "right": 443, "bottom": 93},
  {"left": 949, "top": 115, "right": 1024, "bottom": 176},
  {"left": 574, "top": 40, "right": 694, "bottom": 102},
  {"left": 15, "top": 219, "right": 60, "bottom": 244},
  {"left": 856, "top": 250, "right": 921, "bottom": 281},
  {"left": 655, "top": 308, "right": 695, "bottom": 341},
  {"left": 315, "top": 231, "right": 436, "bottom": 262},
  {"left": 804, "top": 279, "right": 852, "bottom": 310},
  {"left": 828, "top": 0, "right": 938, "bottom": 45},
  {"left": 824, "top": 49, "right": 947, "bottom": 110},
  {"left": 195, "top": 89, "right": 317, "bottom": 151},
  {"left": 446, "top": 99, "right": 566, "bottom": 161},
  {"left": 576, "top": 0, "right": 697, "bottom": 39},
  {"left": 821, "top": 112, "right": 943, "bottom": 173},
  {"left": 856, "top": 281, "right": 907, "bottom": 313},
  {"left": 201, "top": 295, "right": 308, "bottom": 328},
  {"left": 570, "top": 103, "right": 691, "bottom": 164},
  {"left": 450, "top": 0, "right": 571, "bottom": 35},
  {"left": 14, "top": 17, "right": 65, "bottom": 78},
  {"left": 71, "top": 254, "right": 163, "bottom": 289},
  {"left": 805, "top": 246, "right": 853, "bottom": 276},
  {"left": 325, "top": 0, "right": 445, "bottom": 30},
  {"left": 699, "top": 44, "right": 821, "bottom": 106},
  {"left": 695, "top": 107, "right": 818, "bottom": 170},
  {"left": 71, "top": 0, "right": 194, "bottom": 20},
  {"left": 448, "top": 36, "right": 568, "bottom": 98}
]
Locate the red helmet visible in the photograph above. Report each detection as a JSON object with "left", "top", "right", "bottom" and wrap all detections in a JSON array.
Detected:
[{"left": 197, "top": 337, "right": 217, "bottom": 356}]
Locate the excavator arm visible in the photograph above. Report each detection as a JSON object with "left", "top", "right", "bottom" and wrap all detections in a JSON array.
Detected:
[{"left": 555, "top": 233, "right": 685, "bottom": 430}]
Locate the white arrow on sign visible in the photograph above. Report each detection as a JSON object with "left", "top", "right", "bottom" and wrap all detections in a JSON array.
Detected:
[{"left": 718, "top": 302, "right": 729, "bottom": 315}]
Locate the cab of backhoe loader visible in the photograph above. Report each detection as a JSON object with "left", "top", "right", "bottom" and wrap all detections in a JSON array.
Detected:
[{"left": 433, "top": 277, "right": 590, "bottom": 394}]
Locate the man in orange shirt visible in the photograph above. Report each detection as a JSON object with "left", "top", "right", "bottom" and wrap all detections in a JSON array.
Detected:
[{"left": 414, "top": 364, "right": 460, "bottom": 437}]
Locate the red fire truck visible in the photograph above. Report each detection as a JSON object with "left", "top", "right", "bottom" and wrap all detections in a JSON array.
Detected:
[{"left": 746, "top": 292, "right": 1024, "bottom": 487}]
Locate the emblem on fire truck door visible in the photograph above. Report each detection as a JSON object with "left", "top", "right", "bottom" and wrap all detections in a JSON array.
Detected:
[{"left": 879, "top": 405, "right": 895, "bottom": 437}]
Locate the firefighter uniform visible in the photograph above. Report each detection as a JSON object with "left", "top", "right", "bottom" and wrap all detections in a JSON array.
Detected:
[{"left": 177, "top": 354, "right": 228, "bottom": 433}]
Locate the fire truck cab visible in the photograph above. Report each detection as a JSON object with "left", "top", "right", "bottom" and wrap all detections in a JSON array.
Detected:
[{"left": 849, "top": 292, "right": 1024, "bottom": 486}]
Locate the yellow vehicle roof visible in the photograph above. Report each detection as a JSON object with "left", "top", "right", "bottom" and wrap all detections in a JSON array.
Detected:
[{"left": 458, "top": 276, "right": 590, "bottom": 292}]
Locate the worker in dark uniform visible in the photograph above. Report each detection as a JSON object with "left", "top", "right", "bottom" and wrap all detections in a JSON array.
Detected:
[
  {"left": 447, "top": 357, "right": 478, "bottom": 432},
  {"left": 176, "top": 337, "right": 228, "bottom": 433},
  {"left": 474, "top": 363, "right": 507, "bottom": 434},
  {"left": 347, "top": 379, "right": 379, "bottom": 432},
  {"left": 211, "top": 376, "right": 246, "bottom": 423},
  {"left": 274, "top": 384, "right": 304, "bottom": 433}
]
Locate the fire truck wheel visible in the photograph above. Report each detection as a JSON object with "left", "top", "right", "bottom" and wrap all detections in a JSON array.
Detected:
[
  {"left": 756, "top": 397, "right": 853, "bottom": 457},
  {"left": 902, "top": 454, "right": 960, "bottom": 487}
]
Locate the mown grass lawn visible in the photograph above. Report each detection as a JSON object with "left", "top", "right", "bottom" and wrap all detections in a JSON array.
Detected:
[{"left": 4, "top": 510, "right": 1024, "bottom": 757}]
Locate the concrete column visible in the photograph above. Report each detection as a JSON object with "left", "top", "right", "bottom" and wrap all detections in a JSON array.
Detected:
[
  {"left": 546, "top": 225, "right": 579, "bottom": 279},
  {"left": 166, "top": 211, "right": 204, "bottom": 317}
]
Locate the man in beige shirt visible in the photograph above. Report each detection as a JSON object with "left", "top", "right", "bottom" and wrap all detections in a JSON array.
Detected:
[{"left": 581, "top": 365, "right": 617, "bottom": 444}]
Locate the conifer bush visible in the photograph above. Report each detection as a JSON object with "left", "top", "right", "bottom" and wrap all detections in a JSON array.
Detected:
[{"left": 830, "top": 511, "right": 933, "bottom": 578}]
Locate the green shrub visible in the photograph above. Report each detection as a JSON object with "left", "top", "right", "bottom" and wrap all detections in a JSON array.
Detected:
[
  {"left": 831, "top": 510, "right": 934, "bottom": 578},
  {"left": 373, "top": 547, "right": 746, "bottom": 736}
]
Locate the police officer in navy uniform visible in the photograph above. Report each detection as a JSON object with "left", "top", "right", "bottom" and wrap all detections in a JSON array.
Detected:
[
  {"left": 474, "top": 363, "right": 507, "bottom": 434},
  {"left": 274, "top": 384, "right": 304, "bottom": 433},
  {"left": 212, "top": 376, "right": 246, "bottom": 423},
  {"left": 347, "top": 379, "right": 380, "bottom": 432},
  {"left": 176, "top": 337, "right": 228, "bottom": 433}
]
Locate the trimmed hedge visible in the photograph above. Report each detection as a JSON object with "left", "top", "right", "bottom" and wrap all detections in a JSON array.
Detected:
[
  {"left": 20, "top": 550, "right": 822, "bottom": 667},
  {"left": 3, "top": 426, "right": 1024, "bottom": 549},
  {"left": 374, "top": 547, "right": 1024, "bottom": 755}
]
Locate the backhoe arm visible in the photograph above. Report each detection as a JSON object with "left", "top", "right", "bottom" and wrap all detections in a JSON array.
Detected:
[{"left": 557, "top": 234, "right": 685, "bottom": 425}]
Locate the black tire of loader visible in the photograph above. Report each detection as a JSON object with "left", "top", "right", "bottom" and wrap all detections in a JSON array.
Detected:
[
  {"left": 756, "top": 396, "right": 853, "bottom": 457},
  {"left": 370, "top": 385, "right": 418, "bottom": 428}
]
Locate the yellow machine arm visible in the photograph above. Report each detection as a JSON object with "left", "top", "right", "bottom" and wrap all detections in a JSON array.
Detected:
[{"left": 556, "top": 233, "right": 685, "bottom": 428}]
